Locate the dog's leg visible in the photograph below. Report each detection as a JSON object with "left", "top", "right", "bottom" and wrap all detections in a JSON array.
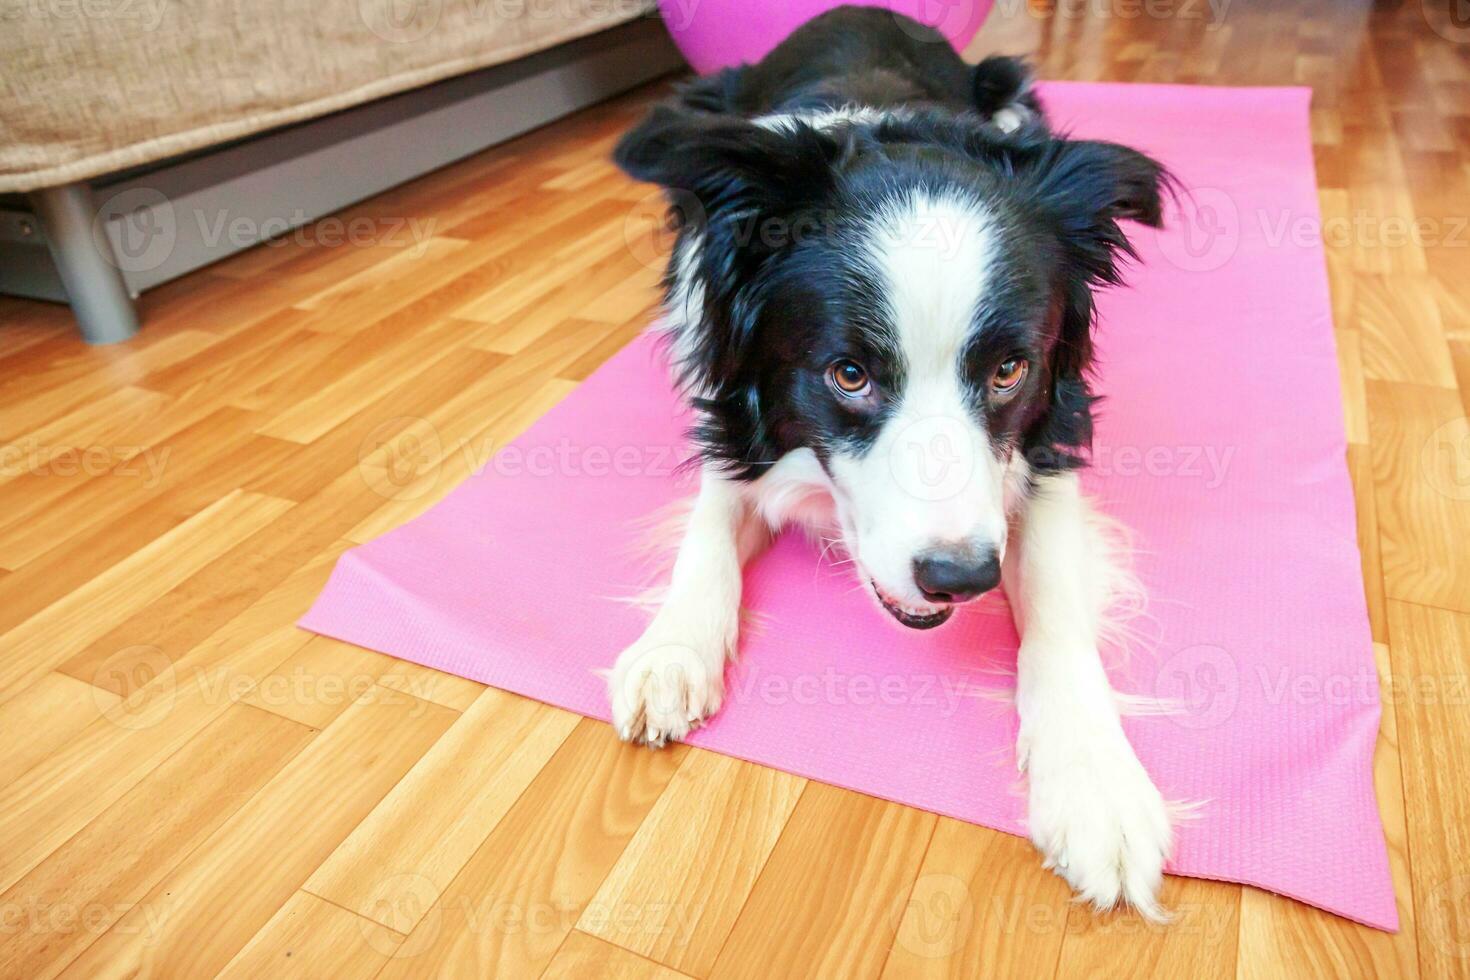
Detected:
[
  {"left": 609, "top": 468, "right": 765, "bottom": 747},
  {"left": 1006, "top": 471, "right": 1172, "bottom": 919}
]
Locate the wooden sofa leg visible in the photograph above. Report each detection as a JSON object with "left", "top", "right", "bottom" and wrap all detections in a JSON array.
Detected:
[{"left": 29, "top": 182, "right": 140, "bottom": 345}]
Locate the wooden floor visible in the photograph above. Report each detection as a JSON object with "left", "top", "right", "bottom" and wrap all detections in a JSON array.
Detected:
[{"left": 2, "top": 1, "right": 1468, "bottom": 976}]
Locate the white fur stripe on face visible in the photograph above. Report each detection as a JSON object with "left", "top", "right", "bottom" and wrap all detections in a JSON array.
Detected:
[
  {"left": 866, "top": 189, "right": 996, "bottom": 380},
  {"left": 824, "top": 189, "right": 1008, "bottom": 606}
]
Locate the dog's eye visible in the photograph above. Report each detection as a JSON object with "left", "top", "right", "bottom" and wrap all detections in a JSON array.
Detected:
[
  {"left": 828, "top": 360, "right": 872, "bottom": 398},
  {"left": 991, "top": 358, "right": 1028, "bottom": 395}
]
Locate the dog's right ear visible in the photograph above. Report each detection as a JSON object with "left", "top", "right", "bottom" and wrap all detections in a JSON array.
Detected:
[
  {"left": 615, "top": 106, "right": 846, "bottom": 476},
  {"left": 672, "top": 66, "right": 749, "bottom": 114},
  {"left": 614, "top": 105, "right": 841, "bottom": 221},
  {"left": 970, "top": 56, "right": 1044, "bottom": 133}
]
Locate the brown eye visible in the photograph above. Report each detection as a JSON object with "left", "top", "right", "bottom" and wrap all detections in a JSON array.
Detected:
[
  {"left": 828, "top": 360, "right": 871, "bottom": 398},
  {"left": 991, "top": 358, "right": 1028, "bottom": 394}
]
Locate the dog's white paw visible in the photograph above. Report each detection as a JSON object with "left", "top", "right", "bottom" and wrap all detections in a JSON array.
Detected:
[
  {"left": 607, "top": 635, "right": 723, "bottom": 748},
  {"left": 1021, "top": 716, "right": 1172, "bottom": 921}
]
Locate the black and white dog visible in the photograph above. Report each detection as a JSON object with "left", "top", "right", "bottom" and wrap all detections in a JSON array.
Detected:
[{"left": 608, "top": 6, "right": 1174, "bottom": 918}]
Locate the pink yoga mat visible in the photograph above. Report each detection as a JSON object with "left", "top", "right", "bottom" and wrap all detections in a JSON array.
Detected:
[{"left": 302, "top": 82, "right": 1395, "bottom": 929}]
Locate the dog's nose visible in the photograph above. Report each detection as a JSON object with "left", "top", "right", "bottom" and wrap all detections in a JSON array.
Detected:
[{"left": 912, "top": 549, "right": 1001, "bottom": 603}]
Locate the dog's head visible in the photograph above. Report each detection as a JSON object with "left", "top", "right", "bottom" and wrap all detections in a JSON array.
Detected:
[{"left": 616, "top": 106, "right": 1168, "bottom": 629}]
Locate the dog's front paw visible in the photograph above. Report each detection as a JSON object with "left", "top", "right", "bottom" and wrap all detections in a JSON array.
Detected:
[
  {"left": 1022, "top": 716, "right": 1172, "bottom": 920},
  {"left": 607, "top": 635, "right": 723, "bottom": 748}
]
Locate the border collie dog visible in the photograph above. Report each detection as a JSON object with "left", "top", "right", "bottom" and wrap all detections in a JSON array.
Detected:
[{"left": 608, "top": 6, "right": 1174, "bottom": 918}]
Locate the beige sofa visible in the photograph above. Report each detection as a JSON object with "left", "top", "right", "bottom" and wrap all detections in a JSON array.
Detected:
[{"left": 0, "top": 0, "right": 682, "bottom": 342}]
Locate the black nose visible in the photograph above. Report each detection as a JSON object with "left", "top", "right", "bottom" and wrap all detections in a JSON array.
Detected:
[{"left": 912, "top": 550, "right": 1001, "bottom": 603}]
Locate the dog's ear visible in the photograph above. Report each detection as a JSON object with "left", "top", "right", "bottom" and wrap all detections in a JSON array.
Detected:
[
  {"left": 615, "top": 106, "right": 848, "bottom": 476},
  {"left": 672, "top": 66, "right": 749, "bottom": 114},
  {"left": 970, "top": 55, "right": 1043, "bottom": 133},
  {"left": 1020, "top": 139, "right": 1172, "bottom": 353},
  {"left": 1014, "top": 138, "right": 1171, "bottom": 471},
  {"left": 1026, "top": 138, "right": 1169, "bottom": 237},
  {"left": 614, "top": 105, "right": 842, "bottom": 220}
]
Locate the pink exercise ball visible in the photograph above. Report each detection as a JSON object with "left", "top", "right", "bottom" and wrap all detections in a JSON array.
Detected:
[{"left": 657, "top": 0, "right": 994, "bottom": 75}]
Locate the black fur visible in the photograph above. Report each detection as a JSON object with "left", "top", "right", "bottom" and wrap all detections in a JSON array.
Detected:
[
  {"left": 614, "top": 5, "right": 1168, "bottom": 481},
  {"left": 667, "top": 6, "right": 1041, "bottom": 121}
]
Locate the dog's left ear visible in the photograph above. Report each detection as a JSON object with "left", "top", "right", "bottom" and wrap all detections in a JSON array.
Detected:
[
  {"left": 1014, "top": 137, "right": 1171, "bottom": 471},
  {"left": 1015, "top": 137, "right": 1171, "bottom": 337},
  {"left": 1027, "top": 138, "right": 1168, "bottom": 238}
]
